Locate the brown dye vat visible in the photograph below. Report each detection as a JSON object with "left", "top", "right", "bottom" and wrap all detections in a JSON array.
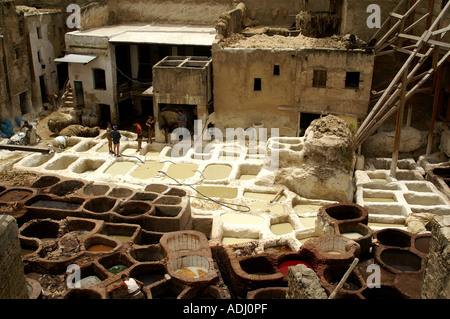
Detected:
[
  {"left": 49, "top": 180, "right": 85, "bottom": 197},
  {"left": 239, "top": 255, "right": 277, "bottom": 276},
  {"left": 374, "top": 228, "right": 412, "bottom": 248},
  {"left": 135, "top": 230, "right": 163, "bottom": 245},
  {"left": 154, "top": 205, "right": 181, "bottom": 217},
  {"left": 153, "top": 196, "right": 182, "bottom": 206},
  {"left": 321, "top": 266, "right": 364, "bottom": 297},
  {"left": 114, "top": 201, "right": 152, "bottom": 217},
  {"left": 20, "top": 219, "right": 60, "bottom": 239},
  {"left": 83, "top": 184, "right": 110, "bottom": 196},
  {"left": 25, "top": 195, "right": 85, "bottom": 219},
  {"left": 337, "top": 223, "right": 373, "bottom": 255},
  {"left": 145, "top": 184, "right": 169, "bottom": 194},
  {"left": 131, "top": 192, "right": 159, "bottom": 203},
  {"left": 0, "top": 188, "right": 35, "bottom": 203},
  {"left": 247, "top": 287, "right": 288, "bottom": 299},
  {"left": 431, "top": 167, "right": 450, "bottom": 178},
  {"left": 129, "top": 263, "right": 167, "bottom": 288},
  {"left": 108, "top": 187, "right": 135, "bottom": 199},
  {"left": 31, "top": 175, "right": 61, "bottom": 189},
  {"left": 130, "top": 245, "right": 166, "bottom": 262},
  {"left": 165, "top": 188, "right": 187, "bottom": 197},
  {"left": 414, "top": 235, "right": 431, "bottom": 254},
  {"left": 379, "top": 248, "right": 422, "bottom": 272},
  {"left": 83, "top": 197, "right": 117, "bottom": 213},
  {"left": 320, "top": 203, "right": 368, "bottom": 225},
  {"left": 66, "top": 217, "right": 101, "bottom": 235}
]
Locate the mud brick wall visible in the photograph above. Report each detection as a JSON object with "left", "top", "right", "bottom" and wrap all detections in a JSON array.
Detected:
[
  {"left": 421, "top": 216, "right": 450, "bottom": 299},
  {"left": 0, "top": 215, "right": 28, "bottom": 299}
]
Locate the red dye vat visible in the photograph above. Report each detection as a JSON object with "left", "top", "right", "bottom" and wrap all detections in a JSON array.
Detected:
[{"left": 278, "top": 260, "right": 312, "bottom": 275}]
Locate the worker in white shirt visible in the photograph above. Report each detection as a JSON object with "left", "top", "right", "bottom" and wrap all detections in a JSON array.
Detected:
[{"left": 107, "top": 274, "right": 146, "bottom": 299}]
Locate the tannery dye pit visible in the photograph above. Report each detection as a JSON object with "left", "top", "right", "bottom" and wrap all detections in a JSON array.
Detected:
[{"left": 0, "top": 0, "right": 450, "bottom": 304}]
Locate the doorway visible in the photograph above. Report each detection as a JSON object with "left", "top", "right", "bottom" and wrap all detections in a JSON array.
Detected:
[
  {"left": 39, "top": 76, "right": 47, "bottom": 103},
  {"left": 299, "top": 113, "right": 321, "bottom": 136},
  {"left": 74, "top": 81, "right": 84, "bottom": 107}
]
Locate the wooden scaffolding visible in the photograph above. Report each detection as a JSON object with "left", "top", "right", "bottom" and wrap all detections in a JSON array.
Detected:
[{"left": 354, "top": 0, "right": 450, "bottom": 176}]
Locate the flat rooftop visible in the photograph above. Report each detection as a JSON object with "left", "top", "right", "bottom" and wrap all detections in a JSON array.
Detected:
[
  {"left": 67, "top": 23, "right": 217, "bottom": 46},
  {"left": 221, "top": 28, "right": 367, "bottom": 50}
]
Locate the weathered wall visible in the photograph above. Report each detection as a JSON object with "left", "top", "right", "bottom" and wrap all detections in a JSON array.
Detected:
[
  {"left": 212, "top": 46, "right": 298, "bottom": 136},
  {"left": 0, "top": 0, "right": 33, "bottom": 121},
  {"left": 241, "top": 0, "right": 341, "bottom": 27},
  {"left": 65, "top": 33, "right": 117, "bottom": 124},
  {"left": 0, "top": 215, "right": 28, "bottom": 299},
  {"left": 24, "top": 11, "right": 65, "bottom": 107},
  {"left": 420, "top": 215, "right": 450, "bottom": 299},
  {"left": 212, "top": 45, "right": 374, "bottom": 136}
]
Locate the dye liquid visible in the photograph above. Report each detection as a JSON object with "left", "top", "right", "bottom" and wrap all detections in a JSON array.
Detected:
[
  {"left": 270, "top": 222, "right": 294, "bottom": 235},
  {"left": 87, "top": 244, "right": 114, "bottom": 252},
  {"left": 278, "top": 260, "right": 312, "bottom": 275},
  {"left": 165, "top": 163, "right": 198, "bottom": 180},
  {"left": 107, "top": 264, "right": 129, "bottom": 274},
  {"left": 104, "top": 162, "right": 135, "bottom": 175},
  {"left": 130, "top": 161, "right": 164, "bottom": 179},
  {"left": 202, "top": 164, "right": 232, "bottom": 180},
  {"left": 175, "top": 266, "right": 208, "bottom": 279}
]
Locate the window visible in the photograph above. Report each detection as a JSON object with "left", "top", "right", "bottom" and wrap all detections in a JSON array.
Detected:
[
  {"left": 18, "top": 20, "right": 25, "bottom": 36},
  {"left": 254, "top": 78, "right": 261, "bottom": 91},
  {"left": 37, "top": 50, "right": 42, "bottom": 63},
  {"left": 313, "top": 70, "right": 327, "bottom": 88},
  {"left": 93, "top": 68, "right": 106, "bottom": 90},
  {"left": 345, "top": 72, "right": 360, "bottom": 88},
  {"left": 14, "top": 48, "right": 20, "bottom": 60},
  {"left": 273, "top": 65, "right": 280, "bottom": 76},
  {"left": 36, "top": 27, "right": 42, "bottom": 39}
]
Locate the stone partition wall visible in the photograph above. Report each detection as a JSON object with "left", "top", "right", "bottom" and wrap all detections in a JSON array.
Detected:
[
  {"left": 420, "top": 215, "right": 450, "bottom": 299},
  {"left": 0, "top": 215, "right": 28, "bottom": 299}
]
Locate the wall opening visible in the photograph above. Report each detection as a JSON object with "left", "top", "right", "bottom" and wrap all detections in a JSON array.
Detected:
[
  {"left": 93, "top": 68, "right": 106, "bottom": 90},
  {"left": 313, "top": 70, "right": 327, "bottom": 88},
  {"left": 273, "top": 65, "right": 280, "bottom": 76},
  {"left": 19, "top": 92, "right": 28, "bottom": 115},
  {"left": 299, "top": 113, "right": 321, "bottom": 136},
  {"left": 39, "top": 76, "right": 47, "bottom": 103},
  {"left": 254, "top": 78, "right": 261, "bottom": 91},
  {"left": 345, "top": 72, "right": 360, "bottom": 88}
]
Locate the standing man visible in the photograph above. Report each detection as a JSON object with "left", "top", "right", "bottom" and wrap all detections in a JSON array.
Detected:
[
  {"left": 145, "top": 115, "right": 155, "bottom": 144},
  {"left": 110, "top": 125, "right": 121, "bottom": 157},
  {"left": 133, "top": 122, "right": 143, "bottom": 151}
]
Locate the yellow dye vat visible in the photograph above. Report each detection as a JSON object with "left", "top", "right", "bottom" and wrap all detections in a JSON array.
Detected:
[
  {"left": 130, "top": 161, "right": 165, "bottom": 179},
  {"left": 104, "top": 162, "right": 135, "bottom": 175},
  {"left": 165, "top": 163, "right": 198, "bottom": 180},
  {"left": 270, "top": 222, "right": 294, "bottom": 235},
  {"left": 202, "top": 164, "right": 232, "bottom": 180},
  {"left": 195, "top": 186, "right": 238, "bottom": 199}
]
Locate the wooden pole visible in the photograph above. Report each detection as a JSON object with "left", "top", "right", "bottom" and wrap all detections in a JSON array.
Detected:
[
  {"left": 391, "top": 69, "right": 409, "bottom": 177},
  {"left": 328, "top": 258, "right": 360, "bottom": 299}
]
